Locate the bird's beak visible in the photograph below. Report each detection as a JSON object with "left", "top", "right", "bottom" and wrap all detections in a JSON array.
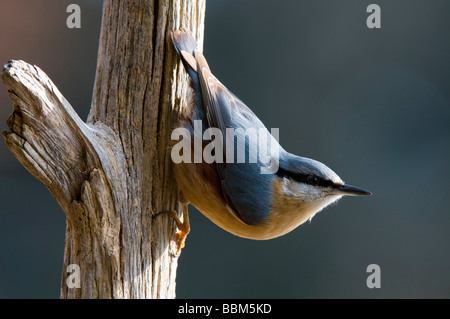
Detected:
[{"left": 334, "top": 184, "right": 372, "bottom": 196}]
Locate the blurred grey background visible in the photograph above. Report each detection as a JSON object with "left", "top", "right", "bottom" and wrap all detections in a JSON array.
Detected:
[{"left": 0, "top": 0, "right": 449, "bottom": 298}]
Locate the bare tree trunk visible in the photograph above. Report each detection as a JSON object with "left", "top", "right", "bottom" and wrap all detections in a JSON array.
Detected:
[{"left": 1, "top": 0, "right": 205, "bottom": 299}]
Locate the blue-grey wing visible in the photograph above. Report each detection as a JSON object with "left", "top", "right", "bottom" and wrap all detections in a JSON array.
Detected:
[{"left": 195, "top": 51, "right": 276, "bottom": 225}]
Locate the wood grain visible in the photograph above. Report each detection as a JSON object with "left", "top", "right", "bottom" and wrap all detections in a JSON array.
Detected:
[{"left": 1, "top": 0, "right": 205, "bottom": 299}]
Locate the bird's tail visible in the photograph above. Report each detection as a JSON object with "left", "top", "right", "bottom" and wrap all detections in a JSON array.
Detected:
[{"left": 171, "top": 28, "right": 199, "bottom": 75}]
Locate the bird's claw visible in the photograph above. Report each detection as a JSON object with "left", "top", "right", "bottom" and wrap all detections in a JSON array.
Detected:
[{"left": 155, "top": 202, "right": 190, "bottom": 255}]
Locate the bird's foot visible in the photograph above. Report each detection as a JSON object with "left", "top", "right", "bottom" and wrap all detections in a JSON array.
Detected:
[{"left": 155, "top": 202, "right": 190, "bottom": 255}]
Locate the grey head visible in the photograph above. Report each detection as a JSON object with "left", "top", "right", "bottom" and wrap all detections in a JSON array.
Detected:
[{"left": 277, "top": 151, "right": 371, "bottom": 203}]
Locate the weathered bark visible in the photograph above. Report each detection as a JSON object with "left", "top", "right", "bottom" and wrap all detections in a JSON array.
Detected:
[{"left": 1, "top": 0, "right": 205, "bottom": 298}]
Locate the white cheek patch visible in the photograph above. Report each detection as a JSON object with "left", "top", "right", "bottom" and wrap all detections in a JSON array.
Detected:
[
  {"left": 283, "top": 178, "right": 322, "bottom": 201},
  {"left": 321, "top": 195, "right": 342, "bottom": 210},
  {"left": 282, "top": 177, "right": 343, "bottom": 211},
  {"left": 279, "top": 177, "right": 344, "bottom": 224},
  {"left": 307, "top": 195, "right": 343, "bottom": 222}
]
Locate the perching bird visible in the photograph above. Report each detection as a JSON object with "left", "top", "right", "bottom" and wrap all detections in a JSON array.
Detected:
[{"left": 167, "top": 29, "right": 371, "bottom": 251}]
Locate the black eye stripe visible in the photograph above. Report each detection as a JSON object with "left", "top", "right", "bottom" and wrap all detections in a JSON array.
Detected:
[
  {"left": 307, "top": 175, "right": 319, "bottom": 186},
  {"left": 276, "top": 167, "right": 336, "bottom": 188}
]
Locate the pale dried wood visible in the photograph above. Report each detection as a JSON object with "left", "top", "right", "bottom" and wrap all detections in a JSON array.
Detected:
[{"left": 1, "top": 0, "right": 205, "bottom": 299}]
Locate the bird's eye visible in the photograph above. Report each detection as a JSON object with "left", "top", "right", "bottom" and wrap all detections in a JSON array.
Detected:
[{"left": 307, "top": 175, "right": 319, "bottom": 186}]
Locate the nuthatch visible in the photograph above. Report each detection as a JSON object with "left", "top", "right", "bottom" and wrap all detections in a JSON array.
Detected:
[{"left": 166, "top": 29, "right": 371, "bottom": 251}]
